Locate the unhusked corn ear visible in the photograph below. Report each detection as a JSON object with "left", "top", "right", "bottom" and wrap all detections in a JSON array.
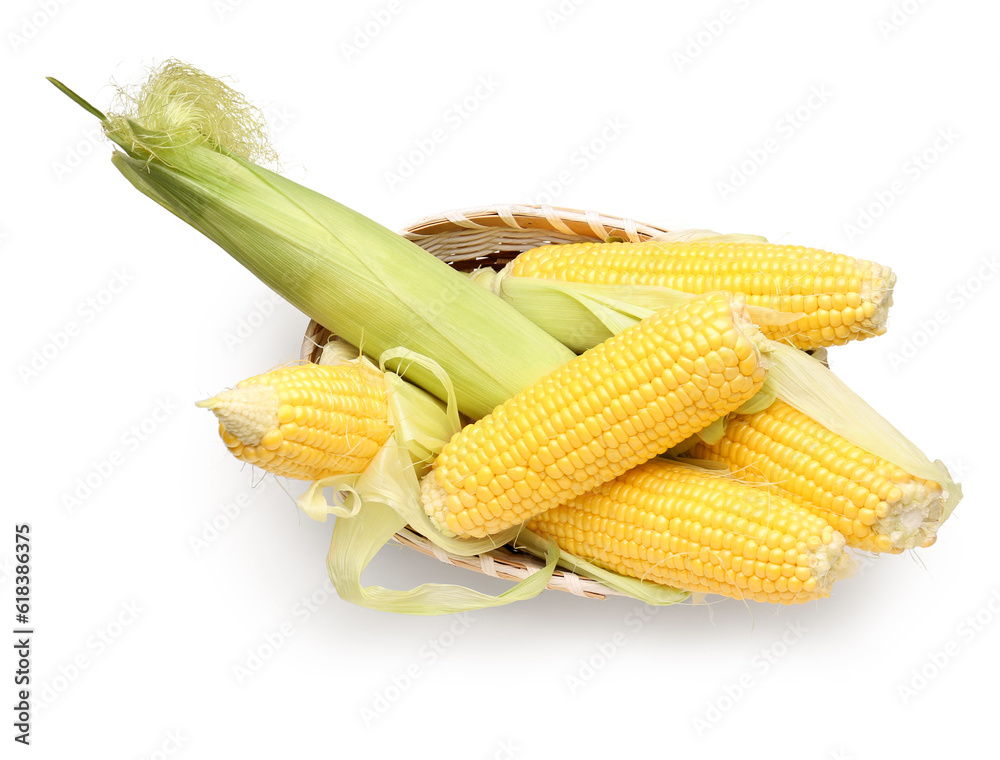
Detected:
[
  {"left": 527, "top": 459, "right": 851, "bottom": 605},
  {"left": 688, "top": 399, "right": 944, "bottom": 553},
  {"left": 58, "top": 63, "right": 579, "bottom": 423},
  {"left": 420, "top": 292, "right": 768, "bottom": 539},
  {"left": 507, "top": 241, "right": 896, "bottom": 350},
  {"left": 198, "top": 363, "right": 392, "bottom": 481}
]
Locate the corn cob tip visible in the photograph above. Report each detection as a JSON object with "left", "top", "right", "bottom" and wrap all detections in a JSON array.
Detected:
[
  {"left": 811, "top": 531, "right": 852, "bottom": 591},
  {"left": 877, "top": 480, "right": 944, "bottom": 552},
  {"left": 690, "top": 400, "right": 947, "bottom": 554},
  {"left": 199, "top": 363, "right": 395, "bottom": 482},
  {"left": 855, "top": 259, "right": 897, "bottom": 339},
  {"left": 199, "top": 384, "right": 280, "bottom": 447},
  {"left": 419, "top": 472, "right": 458, "bottom": 538}
]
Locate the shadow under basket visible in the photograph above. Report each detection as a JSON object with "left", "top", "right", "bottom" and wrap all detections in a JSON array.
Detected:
[{"left": 298, "top": 204, "right": 737, "bottom": 601}]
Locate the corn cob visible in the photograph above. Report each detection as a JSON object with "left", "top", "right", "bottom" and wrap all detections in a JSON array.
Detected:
[
  {"left": 420, "top": 292, "right": 768, "bottom": 539},
  {"left": 527, "top": 459, "right": 851, "bottom": 604},
  {"left": 687, "top": 400, "right": 944, "bottom": 553},
  {"left": 197, "top": 363, "right": 392, "bottom": 481},
  {"left": 504, "top": 241, "right": 896, "bottom": 350},
  {"left": 527, "top": 459, "right": 848, "bottom": 604}
]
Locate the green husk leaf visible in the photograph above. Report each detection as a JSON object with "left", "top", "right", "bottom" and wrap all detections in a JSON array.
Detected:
[
  {"left": 383, "top": 373, "right": 455, "bottom": 464},
  {"left": 488, "top": 275, "right": 669, "bottom": 352},
  {"left": 312, "top": 433, "right": 560, "bottom": 614},
  {"left": 379, "top": 347, "right": 462, "bottom": 438},
  {"left": 693, "top": 415, "right": 728, "bottom": 446},
  {"left": 480, "top": 269, "right": 800, "bottom": 353},
  {"left": 46, "top": 77, "right": 107, "bottom": 121},
  {"left": 736, "top": 390, "right": 776, "bottom": 415},
  {"left": 327, "top": 495, "right": 560, "bottom": 616}
]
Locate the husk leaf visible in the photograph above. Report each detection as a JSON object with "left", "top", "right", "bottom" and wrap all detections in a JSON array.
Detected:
[
  {"left": 326, "top": 490, "right": 560, "bottom": 616},
  {"left": 481, "top": 270, "right": 802, "bottom": 353}
]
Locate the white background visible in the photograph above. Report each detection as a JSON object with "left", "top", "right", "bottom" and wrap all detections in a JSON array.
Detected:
[{"left": 5, "top": 0, "right": 999, "bottom": 757}]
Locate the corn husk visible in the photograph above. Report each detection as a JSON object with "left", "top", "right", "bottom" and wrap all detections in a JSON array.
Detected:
[{"left": 49, "top": 64, "right": 574, "bottom": 420}]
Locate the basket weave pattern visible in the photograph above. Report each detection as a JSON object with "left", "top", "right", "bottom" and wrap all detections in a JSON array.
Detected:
[{"left": 301, "top": 204, "right": 686, "bottom": 600}]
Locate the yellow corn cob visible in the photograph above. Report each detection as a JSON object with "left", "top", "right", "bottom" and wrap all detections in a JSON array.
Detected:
[
  {"left": 507, "top": 241, "right": 896, "bottom": 350},
  {"left": 420, "top": 292, "right": 768, "bottom": 539},
  {"left": 528, "top": 459, "right": 851, "bottom": 604},
  {"left": 687, "top": 399, "right": 944, "bottom": 553},
  {"left": 197, "top": 363, "right": 392, "bottom": 481}
]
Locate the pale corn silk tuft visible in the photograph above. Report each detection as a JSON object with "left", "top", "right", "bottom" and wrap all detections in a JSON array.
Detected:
[{"left": 106, "top": 59, "right": 278, "bottom": 167}]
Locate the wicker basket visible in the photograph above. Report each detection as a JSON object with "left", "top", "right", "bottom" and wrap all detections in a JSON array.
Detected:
[{"left": 300, "top": 204, "right": 702, "bottom": 600}]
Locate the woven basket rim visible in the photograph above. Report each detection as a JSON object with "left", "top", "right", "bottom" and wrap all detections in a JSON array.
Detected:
[
  {"left": 301, "top": 203, "right": 683, "bottom": 600},
  {"left": 402, "top": 202, "right": 674, "bottom": 243}
]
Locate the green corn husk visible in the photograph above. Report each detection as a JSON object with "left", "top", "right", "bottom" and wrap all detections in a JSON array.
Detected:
[{"left": 48, "top": 63, "right": 574, "bottom": 420}]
